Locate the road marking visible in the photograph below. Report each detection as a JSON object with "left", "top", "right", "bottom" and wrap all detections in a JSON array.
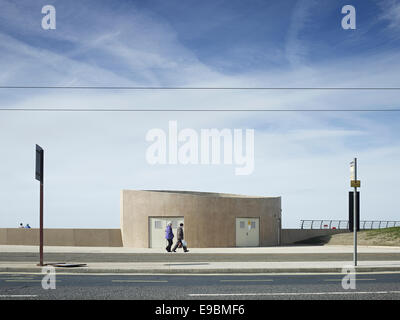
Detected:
[
  {"left": 324, "top": 278, "right": 376, "bottom": 282},
  {"left": 111, "top": 280, "right": 168, "bottom": 283},
  {"left": 189, "top": 291, "right": 400, "bottom": 297},
  {"left": 220, "top": 279, "right": 273, "bottom": 282},
  {"left": 5, "top": 280, "right": 61, "bottom": 283},
  {"left": 0, "top": 277, "right": 35, "bottom": 280},
  {"left": 1, "top": 271, "right": 400, "bottom": 276},
  {"left": 0, "top": 295, "right": 38, "bottom": 298}
]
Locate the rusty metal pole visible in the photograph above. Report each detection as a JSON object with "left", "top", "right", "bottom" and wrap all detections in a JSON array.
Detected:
[
  {"left": 36, "top": 144, "right": 44, "bottom": 267},
  {"left": 39, "top": 180, "right": 44, "bottom": 266}
]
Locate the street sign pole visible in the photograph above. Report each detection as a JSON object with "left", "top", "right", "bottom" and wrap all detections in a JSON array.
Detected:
[
  {"left": 40, "top": 178, "right": 44, "bottom": 266},
  {"left": 36, "top": 145, "right": 44, "bottom": 267},
  {"left": 352, "top": 158, "right": 357, "bottom": 267}
]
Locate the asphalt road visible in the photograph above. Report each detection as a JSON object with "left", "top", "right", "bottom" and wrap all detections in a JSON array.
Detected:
[
  {"left": 1, "top": 272, "right": 400, "bottom": 300},
  {"left": 2, "top": 252, "right": 400, "bottom": 263}
]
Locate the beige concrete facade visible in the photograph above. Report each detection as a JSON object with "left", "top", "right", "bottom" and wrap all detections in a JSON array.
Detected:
[
  {"left": 120, "top": 190, "right": 282, "bottom": 248},
  {"left": 0, "top": 228, "right": 122, "bottom": 247},
  {"left": 1, "top": 190, "right": 353, "bottom": 248}
]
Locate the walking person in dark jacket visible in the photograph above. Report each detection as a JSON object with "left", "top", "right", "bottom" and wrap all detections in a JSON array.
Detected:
[
  {"left": 172, "top": 223, "right": 189, "bottom": 252},
  {"left": 165, "top": 222, "right": 174, "bottom": 252}
]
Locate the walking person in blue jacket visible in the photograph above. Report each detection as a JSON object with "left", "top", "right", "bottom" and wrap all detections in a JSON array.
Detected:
[{"left": 165, "top": 221, "right": 174, "bottom": 252}]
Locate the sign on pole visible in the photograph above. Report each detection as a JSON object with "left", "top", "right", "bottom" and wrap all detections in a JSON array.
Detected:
[
  {"left": 351, "top": 180, "right": 360, "bottom": 188},
  {"left": 349, "top": 191, "right": 360, "bottom": 232},
  {"left": 350, "top": 160, "right": 355, "bottom": 180},
  {"left": 350, "top": 160, "right": 361, "bottom": 187},
  {"left": 35, "top": 145, "right": 44, "bottom": 182},
  {"left": 350, "top": 161, "right": 356, "bottom": 181}
]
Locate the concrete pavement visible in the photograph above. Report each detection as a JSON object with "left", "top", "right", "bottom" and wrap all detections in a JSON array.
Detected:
[
  {"left": 1, "top": 244, "right": 400, "bottom": 253},
  {"left": 1, "top": 260, "right": 400, "bottom": 274},
  {"left": 1, "top": 244, "right": 400, "bottom": 274}
]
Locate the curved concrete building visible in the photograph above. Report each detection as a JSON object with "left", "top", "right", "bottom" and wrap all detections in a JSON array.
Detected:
[{"left": 120, "top": 190, "right": 281, "bottom": 248}]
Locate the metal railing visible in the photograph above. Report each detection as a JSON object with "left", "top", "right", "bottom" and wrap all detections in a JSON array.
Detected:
[{"left": 300, "top": 220, "right": 400, "bottom": 230}]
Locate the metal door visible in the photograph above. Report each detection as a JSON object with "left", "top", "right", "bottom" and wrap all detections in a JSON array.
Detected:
[
  {"left": 235, "top": 218, "right": 260, "bottom": 247},
  {"left": 149, "top": 217, "right": 184, "bottom": 248}
]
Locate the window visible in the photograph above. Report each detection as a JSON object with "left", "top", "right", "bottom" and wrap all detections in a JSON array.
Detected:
[
  {"left": 172, "top": 221, "right": 178, "bottom": 228},
  {"left": 154, "top": 220, "right": 162, "bottom": 229},
  {"left": 251, "top": 221, "right": 256, "bottom": 229},
  {"left": 240, "top": 221, "right": 245, "bottom": 229}
]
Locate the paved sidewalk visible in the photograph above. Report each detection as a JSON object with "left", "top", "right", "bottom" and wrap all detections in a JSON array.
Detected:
[
  {"left": 1, "top": 244, "right": 400, "bottom": 253},
  {"left": 1, "top": 260, "right": 400, "bottom": 274},
  {"left": 1, "top": 245, "right": 399, "bottom": 274}
]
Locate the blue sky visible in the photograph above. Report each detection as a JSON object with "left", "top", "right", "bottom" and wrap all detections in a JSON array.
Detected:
[{"left": 0, "top": 0, "right": 399, "bottom": 228}]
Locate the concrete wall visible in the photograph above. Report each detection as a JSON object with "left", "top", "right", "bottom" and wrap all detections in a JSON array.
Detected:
[
  {"left": 0, "top": 228, "right": 349, "bottom": 247},
  {"left": 121, "top": 190, "right": 281, "bottom": 248},
  {"left": 0, "top": 228, "right": 122, "bottom": 247},
  {"left": 281, "top": 229, "right": 349, "bottom": 245}
]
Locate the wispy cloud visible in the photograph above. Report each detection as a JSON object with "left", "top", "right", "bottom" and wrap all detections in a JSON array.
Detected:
[
  {"left": 379, "top": 0, "right": 400, "bottom": 32},
  {"left": 0, "top": 0, "right": 400, "bottom": 228},
  {"left": 284, "top": 0, "right": 318, "bottom": 66}
]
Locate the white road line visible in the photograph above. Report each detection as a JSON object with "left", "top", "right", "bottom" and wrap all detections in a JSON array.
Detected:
[
  {"left": 5, "top": 280, "right": 61, "bottom": 282},
  {"left": 111, "top": 280, "right": 168, "bottom": 283},
  {"left": 0, "top": 295, "right": 38, "bottom": 298},
  {"left": 220, "top": 279, "right": 273, "bottom": 282},
  {"left": 1, "top": 271, "right": 400, "bottom": 276},
  {"left": 189, "top": 291, "right": 400, "bottom": 297},
  {"left": 0, "top": 277, "right": 35, "bottom": 280},
  {"left": 324, "top": 279, "right": 376, "bottom": 282}
]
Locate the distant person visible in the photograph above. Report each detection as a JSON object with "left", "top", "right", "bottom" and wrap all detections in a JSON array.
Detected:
[
  {"left": 25, "top": 224, "right": 31, "bottom": 229},
  {"left": 165, "top": 221, "right": 174, "bottom": 252},
  {"left": 19, "top": 223, "right": 24, "bottom": 228},
  {"left": 172, "top": 223, "right": 189, "bottom": 253}
]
